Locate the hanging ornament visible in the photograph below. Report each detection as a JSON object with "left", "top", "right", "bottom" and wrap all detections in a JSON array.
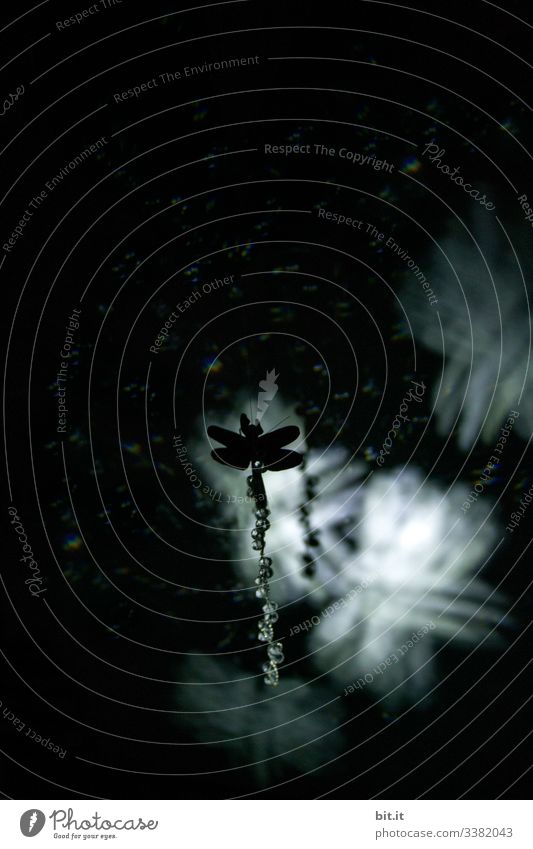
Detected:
[{"left": 208, "top": 413, "right": 303, "bottom": 685}]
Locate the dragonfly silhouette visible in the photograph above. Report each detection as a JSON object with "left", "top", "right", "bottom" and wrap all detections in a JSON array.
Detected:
[
  {"left": 208, "top": 413, "right": 303, "bottom": 472},
  {"left": 208, "top": 411, "right": 302, "bottom": 684}
]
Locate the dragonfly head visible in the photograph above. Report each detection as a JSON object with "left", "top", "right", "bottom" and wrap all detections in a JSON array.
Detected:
[{"left": 240, "top": 413, "right": 263, "bottom": 437}]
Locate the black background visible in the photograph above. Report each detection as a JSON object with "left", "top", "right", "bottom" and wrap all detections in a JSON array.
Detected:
[{"left": 1, "top": 0, "right": 532, "bottom": 799}]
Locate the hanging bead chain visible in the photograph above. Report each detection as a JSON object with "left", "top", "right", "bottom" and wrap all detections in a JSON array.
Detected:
[
  {"left": 247, "top": 462, "right": 284, "bottom": 686},
  {"left": 298, "top": 465, "right": 321, "bottom": 578}
]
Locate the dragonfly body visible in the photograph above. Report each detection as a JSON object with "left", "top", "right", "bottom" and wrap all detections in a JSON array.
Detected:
[
  {"left": 207, "top": 410, "right": 302, "bottom": 686},
  {"left": 208, "top": 413, "right": 303, "bottom": 472}
]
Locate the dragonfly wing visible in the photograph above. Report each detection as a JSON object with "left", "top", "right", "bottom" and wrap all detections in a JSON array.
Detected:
[
  {"left": 257, "top": 425, "right": 300, "bottom": 453},
  {"left": 210, "top": 448, "right": 250, "bottom": 470},
  {"left": 207, "top": 425, "right": 243, "bottom": 448},
  {"left": 263, "top": 449, "right": 303, "bottom": 471}
]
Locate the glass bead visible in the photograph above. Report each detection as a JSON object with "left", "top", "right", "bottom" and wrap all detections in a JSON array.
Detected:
[
  {"left": 267, "top": 644, "right": 285, "bottom": 664},
  {"left": 264, "top": 611, "right": 278, "bottom": 624},
  {"left": 262, "top": 601, "right": 278, "bottom": 615},
  {"left": 302, "top": 553, "right": 316, "bottom": 577},
  {"left": 259, "top": 566, "right": 273, "bottom": 580},
  {"left": 259, "top": 556, "right": 272, "bottom": 567},
  {"left": 255, "top": 586, "right": 267, "bottom": 599},
  {"left": 251, "top": 529, "right": 264, "bottom": 540},
  {"left": 251, "top": 540, "right": 263, "bottom": 551},
  {"left": 255, "top": 508, "right": 270, "bottom": 519},
  {"left": 258, "top": 623, "right": 274, "bottom": 642},
  {"left": 246, "top": 476, "right": 254, "bottom": 486},
  {"left": 255, "top": 519, "right": 270, "bottom": 531}
]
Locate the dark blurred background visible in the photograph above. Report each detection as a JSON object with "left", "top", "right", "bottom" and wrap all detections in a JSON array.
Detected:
[{"left": 1, "top": 0, "right": 532, "bottom": 799}]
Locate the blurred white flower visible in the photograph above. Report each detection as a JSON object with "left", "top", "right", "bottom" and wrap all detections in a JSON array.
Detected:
[
  {"left": 401, "top": 208, "right": 532, "bottom": 450},
  {"left": 176, "top": 656, "right": 346, "bottom": 792},
  {"left": 308, "top": 465, "right": 506, "bottom": 706},
  {"left": 193, "top": 403, "right": 507, "bottom": 707}
]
